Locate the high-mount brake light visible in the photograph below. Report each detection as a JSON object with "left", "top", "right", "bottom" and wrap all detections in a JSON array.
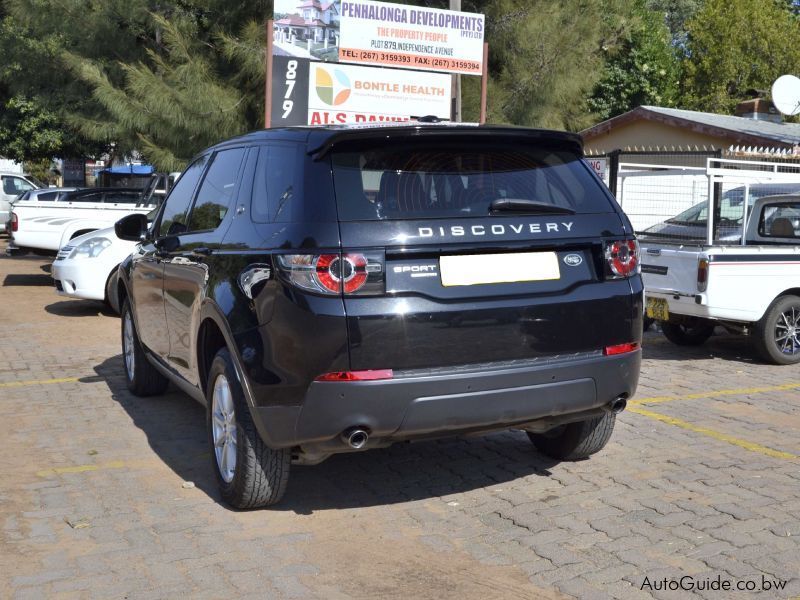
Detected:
[
  {"left": 603, "top": 342, "right": 640, "bottom": 356},
  {"left": 315, "top": 369, "right": 394, "bottom": 382},
  {"left": 276, "top": 253, "right": 376, "bottom": 295},
  {"left": 604, "top": 240, "right": 640, "bottom": 278}
]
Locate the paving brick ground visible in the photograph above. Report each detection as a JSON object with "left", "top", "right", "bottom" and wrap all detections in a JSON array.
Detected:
[{"left": 1, "top": 244, "right": 799, "bottom": 599}]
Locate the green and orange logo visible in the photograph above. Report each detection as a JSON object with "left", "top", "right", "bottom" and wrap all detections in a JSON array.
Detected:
[{"left": 315, "top": 67, "right": 351, "bottom": 106}]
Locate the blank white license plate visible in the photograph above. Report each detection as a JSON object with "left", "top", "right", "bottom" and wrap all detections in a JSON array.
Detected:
[{"left": 440, "top": 252, "right": 560, "bottom": 287}]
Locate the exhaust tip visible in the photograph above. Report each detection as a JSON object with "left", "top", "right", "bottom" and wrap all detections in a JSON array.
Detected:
[
  {"left": 343, "top": 428, "right": 369, "bottom": 449},
  {"left": 608, "top": 395, "right": 628, "bottom": 414}
]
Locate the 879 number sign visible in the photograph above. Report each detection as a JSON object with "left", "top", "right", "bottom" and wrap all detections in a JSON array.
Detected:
[{"left": 270, "top": 56, "right": 309, "bottom": 126}]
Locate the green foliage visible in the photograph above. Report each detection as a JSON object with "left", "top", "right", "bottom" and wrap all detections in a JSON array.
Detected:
[
  {"left": 1, "top": 0, "right": 271, "bottom": 170},
  {"left": 589, "top": 0, "right": 680, "bottom": 121},
  {"left": 682, "top": 0, "right": 800, "bottom": 113},
  {"left": 6, "top": 0, "right": 800, "bottom": 165},
  {"left": 646, "top": 0, "right": 702, "bottom": 46},
  {"left": 465, "top": 0, "right": 634, "bottom": 130}
]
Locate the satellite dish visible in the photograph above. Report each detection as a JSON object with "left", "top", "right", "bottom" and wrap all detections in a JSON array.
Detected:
[{"left": 772, "top": 75, "right": 800, "bottom": 116}]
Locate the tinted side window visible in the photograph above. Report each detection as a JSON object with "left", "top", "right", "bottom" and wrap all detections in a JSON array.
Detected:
[
  {"left": 70, "top": 191, "right": 104, "bottom": 203},
  {"left": 188, "top": 148, "right": 247, "bottom": 232},
  {"left": 252, "top": 144, "right": 300, "bottom": 223},
  {"left": 760, "top": 204, "right": 800, "bottom": 238},
  {"left": 3, "top": 177, "right": 35, "bottom": 196},
  {"left": 105, "top": 191, "right": 142, "bottom": 205},
  {"left": 158, "top": 157, "right": 207, "bottom": 237}
]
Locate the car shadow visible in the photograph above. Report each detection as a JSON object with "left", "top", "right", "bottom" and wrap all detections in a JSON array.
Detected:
[
  {"left": 2, "top": 273, "right": 52, "bottom": 286},
  {"left": 88, "top": 355, "right": 561, "bottom": 513},
  {"left": 642, "top": 328, "right": 762, "bottom": 364},
  {"left": 45, "top": 300, "right": 116, "bottom": 317}
]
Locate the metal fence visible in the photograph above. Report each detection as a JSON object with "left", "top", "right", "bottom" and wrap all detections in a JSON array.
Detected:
[{"left": 587, "top": 148, "right": 800, "bottom": 243}]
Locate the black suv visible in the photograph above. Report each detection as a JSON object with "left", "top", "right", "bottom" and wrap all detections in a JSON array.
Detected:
[{"left": 116, "top": 125, "right": 642, "bottom": 508}]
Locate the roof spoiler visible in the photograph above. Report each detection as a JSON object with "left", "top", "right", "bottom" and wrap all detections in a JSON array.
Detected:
[{"left": 308, "top": 126, "right": 584, "bottom": 161}]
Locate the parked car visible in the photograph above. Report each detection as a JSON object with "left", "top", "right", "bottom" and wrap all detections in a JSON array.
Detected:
[
  {"left": 115, "top": 124, "right": 643, "bottom": 508},
  {"left": 1, "top": 172, "right": 41, "bottom": 232},
  {"left": 643, "top": 194, "right": 800, "bottom": 364},
  {"left": 8, "top": 187, "right": 152, "bottom": 256},
  {"left": 15, "top": 187, "right": 78, "bottom": 202},
  {"left": 4, "top": 188, "right": 79, "bottom": 232},
  {"left": 51, "top": 207, "right": 158, "bottom": 314},
  {"left": 638, "top": 183, "right": 800, "bottom": 243},
  {"left": 50, "top": 177, "right": 176, "bottom": 312}
]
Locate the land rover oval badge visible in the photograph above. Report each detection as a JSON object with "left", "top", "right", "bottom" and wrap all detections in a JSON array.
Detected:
[{"left": 563, "top": 254, "right": 583, "bottom": 267}]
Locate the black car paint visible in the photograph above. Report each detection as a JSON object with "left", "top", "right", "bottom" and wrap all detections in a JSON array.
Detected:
[{"left": 118, "top": 125, "right": 642, "bottom": 451}]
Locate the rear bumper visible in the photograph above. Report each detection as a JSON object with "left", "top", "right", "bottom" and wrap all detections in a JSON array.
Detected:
[
  {"left": 647, "top": 290, "right": 756, "bottom": 323},
  {"left": 253, "top": 350, "right": 640, "bottom": 449}
]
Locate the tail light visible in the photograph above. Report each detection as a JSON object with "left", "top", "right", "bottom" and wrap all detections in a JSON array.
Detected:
[
  {"left": 604, "top": 239, "right": 640, "bottom": 278},
  {"left": 315, "top": 369, "right": 394, "bottom": 382},
  {"left": 11, "top": 212, "right": 18, "bottom": 232},
  {"left": 276, "top": 252, "right": 383, "bottom": 295},
  {"left": 697, "top": 258, "right": 709, "bottom": 292},
  {"left": 603, "top": 342, "right": 640, "bottom": 355}
]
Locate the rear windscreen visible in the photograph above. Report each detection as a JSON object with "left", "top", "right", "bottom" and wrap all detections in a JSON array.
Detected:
[{"left": 330, "top": 142, "right": 613, "bottom": 221}]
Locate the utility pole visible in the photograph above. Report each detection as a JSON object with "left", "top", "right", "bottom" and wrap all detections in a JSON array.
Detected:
[{"left": 449, "top": 0, "right": 461, "bottom": 122}]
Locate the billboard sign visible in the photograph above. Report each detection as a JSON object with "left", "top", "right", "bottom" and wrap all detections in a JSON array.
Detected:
[
  {"left": 307, "top": 62, "right": 451, "bottom": 124},
  {"left": 338, "top": 0, "right": 484, "bottom": 74}
]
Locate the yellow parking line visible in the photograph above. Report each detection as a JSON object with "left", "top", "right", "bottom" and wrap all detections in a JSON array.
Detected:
[
  {"left": 0, "top": 376, "right": 80, "bottom": 389},
  {"left": 629, "top": 407, "right": 798, "bottom": 461},
  {"left": 630, "top": 382, "right": 800, "bottom": 406},
  {"left": 36, "top": 461, "right": 126, "bottom": 477}
]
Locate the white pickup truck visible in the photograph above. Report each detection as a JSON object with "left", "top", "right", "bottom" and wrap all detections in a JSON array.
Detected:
[
  {"left": 642, "top": 195, "right": 800, "bottom": 365},
  {"left": 8, "top": 187, "right": 153, "bottom": 255}
]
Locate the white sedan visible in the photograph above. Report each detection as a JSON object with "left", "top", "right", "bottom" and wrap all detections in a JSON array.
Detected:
[{"left": 51, "top": 224, "right": 139, "bottom": 314}]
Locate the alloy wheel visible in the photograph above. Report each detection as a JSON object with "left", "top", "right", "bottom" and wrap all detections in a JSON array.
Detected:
[
  {"left": 123, "top": 311, "right": 135, "bottom": 380},
  {"left": 774, "top": 306, "right": 800, "bottom": 355},
  {"left": 211, "top": 374, "right": 237, "bottom": 483}
]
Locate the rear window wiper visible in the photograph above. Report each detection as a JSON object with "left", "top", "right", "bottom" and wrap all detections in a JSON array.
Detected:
[{"left": 489, "top": 198, "right": 575, "bottom": 215}]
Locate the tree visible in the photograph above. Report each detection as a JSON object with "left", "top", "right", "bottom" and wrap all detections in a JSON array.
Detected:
[
  {"left": 0, "top": 6, "right": 104, "bottom": 161},
  {"left": 589, "top": 0, "right": 680, "bottom": 121},
  {"left": 682, "top": 0, "right": 800, "bottom": 113},
  {"left": 2, "top": 0, "right": 270, "bottom": 170},
  {"left": 646, "top": 0, "right": 702, "bottom": 46},
  {"left": 460, "top": 0, "right": 634, "bottom": 130}
]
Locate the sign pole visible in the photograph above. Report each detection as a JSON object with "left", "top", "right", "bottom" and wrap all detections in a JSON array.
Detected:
[
  {"left": 449, "top": 0, "right": 461, "bottom": 122},
  {"left": 265, "top": 19, "right": 274, "bottom": 129},
  {"left": 479, "top": 42, "right": 489, "bottom": 124}
]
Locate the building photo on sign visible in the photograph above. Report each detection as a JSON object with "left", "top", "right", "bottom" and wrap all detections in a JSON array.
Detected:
[{"left": 273, "top": 0, "right": 341, "bottom": 61}]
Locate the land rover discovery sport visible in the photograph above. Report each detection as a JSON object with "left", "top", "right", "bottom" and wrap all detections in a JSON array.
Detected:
[{"left": 116, "top": 124, "right": 642, "bottom": 508}]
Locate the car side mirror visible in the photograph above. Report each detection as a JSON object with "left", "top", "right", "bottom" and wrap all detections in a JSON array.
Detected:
[{"left": 115, "top": 213, "right": 148, "bottom": 241}]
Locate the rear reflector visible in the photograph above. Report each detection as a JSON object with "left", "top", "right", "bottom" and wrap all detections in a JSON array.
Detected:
[
  {"left": 315, "top": 369, "right": 394, "bottom": 382},
  {"left": 603, "top": 342, "right": 640, "bottom": 356}
]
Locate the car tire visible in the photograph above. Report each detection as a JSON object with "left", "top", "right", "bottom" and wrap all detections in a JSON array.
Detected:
[
  {"left": 661, "top": 320, "right": 715, "bottom": 346},
  {"left": 527, "top": 412, "right": 616, "bottom": 460},
  {"left": 104, "top": 269, "right": 120, "bottom": 314},
  {"left": 207, "top": 347, "right": 290, "bottom": 509},
  {"left": 754, "top": 295, "right": 800, "bottom": 365},
  {"left": 121, "top": 299, "right": 169, "bottom": 396}
]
